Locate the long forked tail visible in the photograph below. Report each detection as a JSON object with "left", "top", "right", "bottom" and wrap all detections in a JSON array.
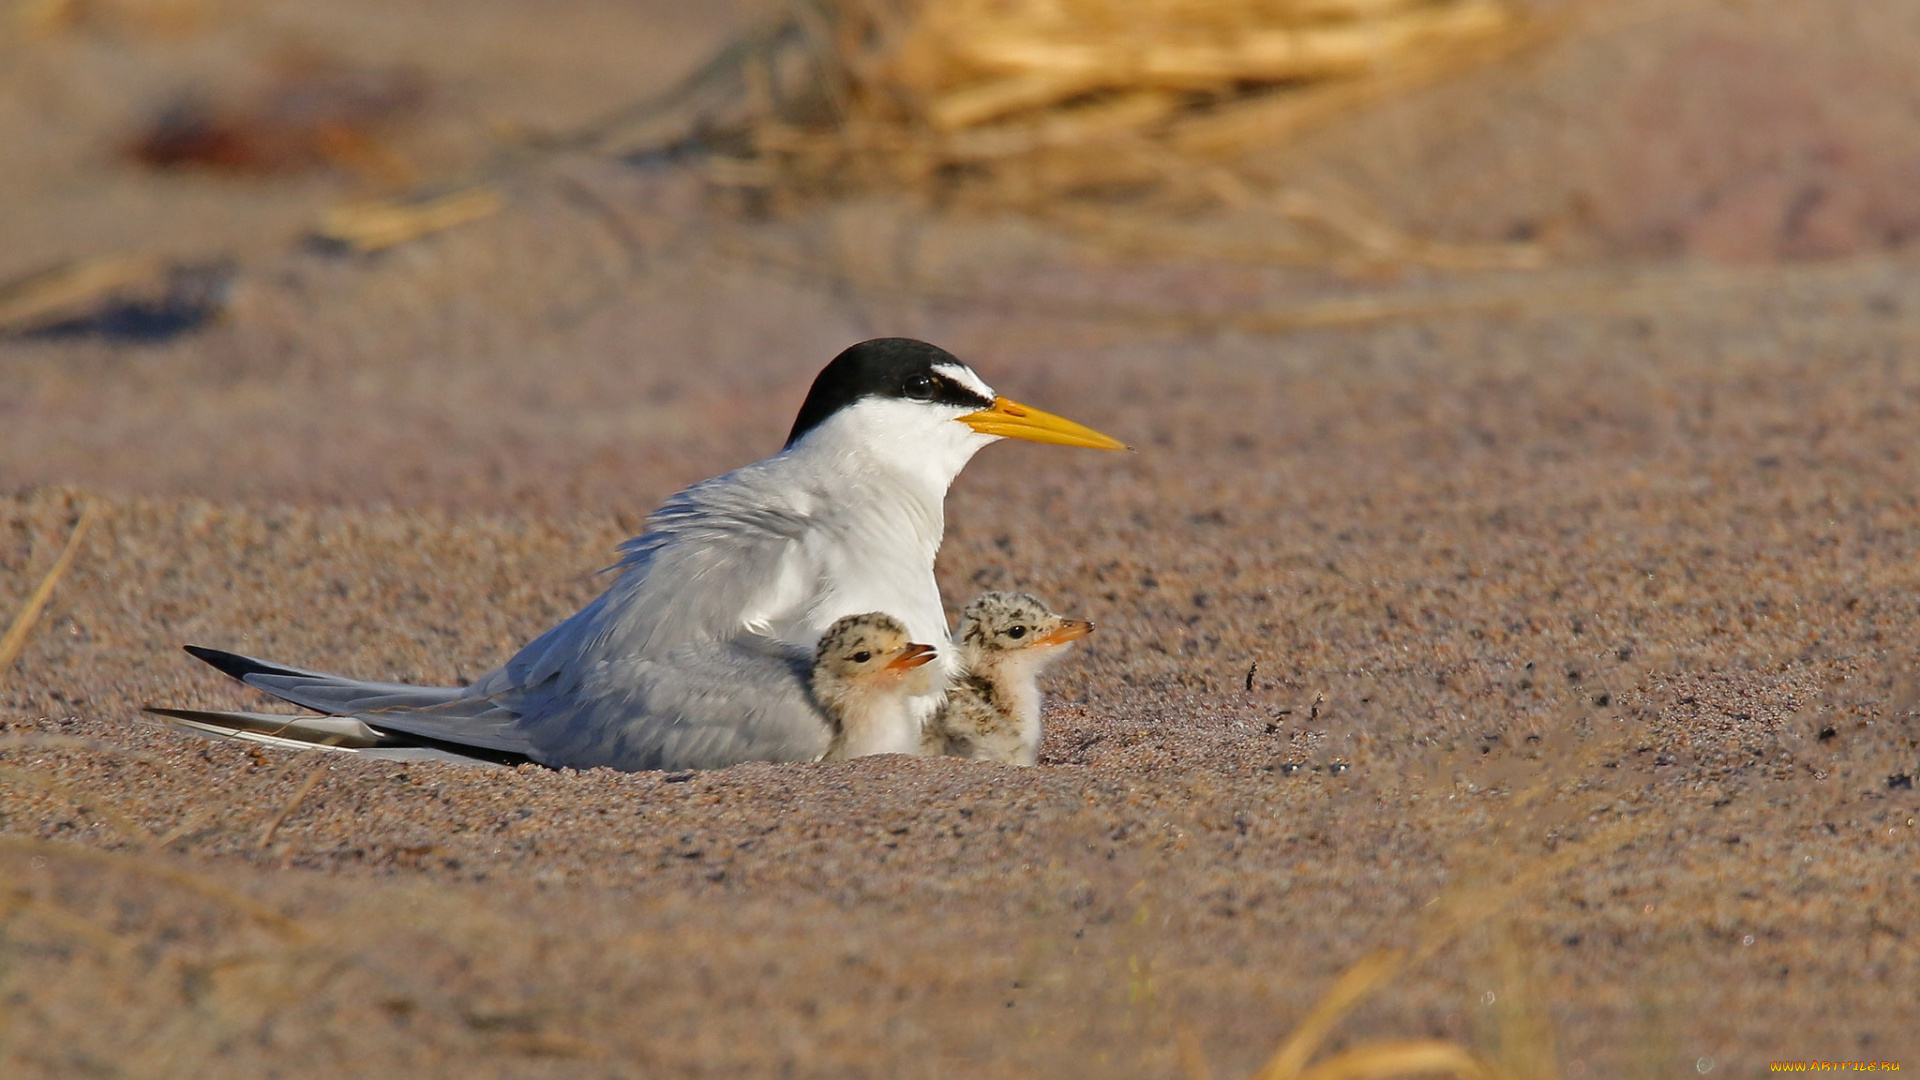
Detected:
[
  {"left": 184, "top": 645, "right": 469, "bottom": 715},
  {"left": 144, "top": 706, "right": 515, "bottom": 766},
  {"left": 173, "top": 645, "right": 539, "bottom": 764}
]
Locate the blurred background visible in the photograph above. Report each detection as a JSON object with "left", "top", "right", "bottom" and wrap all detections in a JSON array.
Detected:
[
  {"left": 4, "top": 0, "right": 1918, "bottom": 512},
  {"left": 5, "top": 5, "right": 1920, "bottom": 1076}
]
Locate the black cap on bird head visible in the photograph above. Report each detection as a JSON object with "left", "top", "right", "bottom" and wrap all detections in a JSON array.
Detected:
[{"left": 786, "top": 338, "right": 994, "bottom": 447}]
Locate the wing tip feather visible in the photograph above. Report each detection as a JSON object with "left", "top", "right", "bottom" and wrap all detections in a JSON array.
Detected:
[{"left": 182, "top": 644, "right": 309, "bottom": 683}]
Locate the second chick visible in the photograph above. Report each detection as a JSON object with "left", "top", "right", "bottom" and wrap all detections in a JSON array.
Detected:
[{"left": 925, "top": 591, "right": 1092, "bottom": 766}]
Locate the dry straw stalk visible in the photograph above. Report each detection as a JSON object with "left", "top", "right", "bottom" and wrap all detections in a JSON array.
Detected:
[
  {"left": 316, "top": 185, "right": 506, "bottom": 254},
  {"left": 0, "top": 258, "right": 166, "bottom": 334},
  {"left": 907, "top": 0, "right": 1516, "bottom": 128},
  {"left": 0, "top": 502, "right": 99, "bottom": 678}
]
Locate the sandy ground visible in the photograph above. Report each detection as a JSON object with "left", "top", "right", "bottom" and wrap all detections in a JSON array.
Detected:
[{"left": 4, "top": 1, "right": 1920, "bottom": 1077}]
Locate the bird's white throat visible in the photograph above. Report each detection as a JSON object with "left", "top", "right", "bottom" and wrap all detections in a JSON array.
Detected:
[
  {"left": 753, "top": 396, "right": 998, "bottom": 653},
  {"left": 794, "top": 395, "right": 999, "bottom": 506},
  {"left": 820, "top": 667, "right": 939, "bottom": 759}
]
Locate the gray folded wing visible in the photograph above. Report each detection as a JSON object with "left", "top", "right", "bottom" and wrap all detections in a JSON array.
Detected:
[
  {"left": 485, "top": 467, "right": 817, "bottom": 697},
  {"left": 511, "top": 635, "right": 831, "bottom": 772},
  {"left": 449, "top": 463, "right": 838, "bottom": 770},
  {"left": 178, "top": 637, "right": 833, "bottom": 772}
]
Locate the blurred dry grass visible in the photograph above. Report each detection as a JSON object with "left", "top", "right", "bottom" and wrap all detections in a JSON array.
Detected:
[
  {"left": 623, "top": 0, "right": 1556, "bottom": 269},
  {"left": 2, "top": 0, "right": 1566, "bottom": 317},
  {"left": 747, "top": 1, "right": 1529, "bottom": 199},
  {"left": 1197, "top": 719, "right": 1649, "bottom": 1080},
  {"left": 305, "top": 0, "right": 1561, "bottom": 269},
  {"left": 0, "top": 259, "right": 167, "bottom": 336},
  {"left": 315, "top": 186, "right": 506, "bottom": 253},
  {"left": 13, "top": 0, "right": 217, "bottom": 38}
]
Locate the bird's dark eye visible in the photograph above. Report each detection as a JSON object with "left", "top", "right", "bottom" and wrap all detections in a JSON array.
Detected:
[
  {"left": 903, "top": 374, "right": 936, "bottom": 401},
  {"left": 852, "top": 650, "right": 872, "bottom": 663},
  {"left": 1007, "top": 625, "right": 1027, "bottom": 639}
]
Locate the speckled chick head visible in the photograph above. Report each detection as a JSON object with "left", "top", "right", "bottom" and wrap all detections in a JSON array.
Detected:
[
  {"left": 811, "top": 612, "right": 939, "bottom": 694},
  {"left": 955, "top": 592, "right": 1093, "bottom": 670}
]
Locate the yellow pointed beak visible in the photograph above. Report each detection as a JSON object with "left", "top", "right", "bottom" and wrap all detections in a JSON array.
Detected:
[
  {"left": 887, "top": 642, "right": 939, "bottom": 671},
  {"left": 958, "top": 396, "right": 1130, "bottom": 451},
  {"left": 1035, "top": 619, "right": 1094, "bottom": 647}
]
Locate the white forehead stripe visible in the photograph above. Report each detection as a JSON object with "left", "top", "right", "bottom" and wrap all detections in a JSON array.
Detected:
[{"left": 934, "top": 362, "right": 995, "bottom": 402}]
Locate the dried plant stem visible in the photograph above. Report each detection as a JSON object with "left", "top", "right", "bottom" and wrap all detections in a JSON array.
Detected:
[
  {"left": 256, "top": 762, "right": 331, "bottom": 851},
  {"left": 0, "top": 501, "right": 99, "bottom": 678},
  {"left": 1226, "top": 714, "right": 1648, "bottom": 1080},
  {"left": 1177, "top": 1022, "right": 1219, "bottom": 1080},
  {"left": 316, "top": 186, "right": 506, "bottom": 254},
  {"left": 0, "top": 258, "right": 164, "bottom": 334},
  {"left": 945, "top": 0, "right": 1515, "bottom": 91},
  {"left": 1252, "top": 948, "right": 1411, "bottom": 1080},
  {"left": 1167, "top": 12, "right": 1546, "bottom": 156},
  {"left": 153, "top": 807, "right": 218, "bottom": 849}
]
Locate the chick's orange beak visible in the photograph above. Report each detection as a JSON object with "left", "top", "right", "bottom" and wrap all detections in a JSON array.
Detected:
[
  {"left": 887, "top": 642, "right": 938, "bottom": 671},
  {"left": 1036, "top": 619, "right": 1094, "bottom": 647},
  {"left": 958, "top": 397, "right": 1129, "bottom": 451}
]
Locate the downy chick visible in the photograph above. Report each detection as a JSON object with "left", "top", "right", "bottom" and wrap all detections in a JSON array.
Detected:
[
  {"left": 926, "top": 592, "right": 1091, "bottom": 765},
  {"left": 812, "top": 612, "right": 941, "bottom": 761}
]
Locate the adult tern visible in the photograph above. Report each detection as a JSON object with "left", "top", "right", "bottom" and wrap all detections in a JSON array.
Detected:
[
  {"left": 922, "top": 591, "right": 1092, "bottom": 765},
  {"left": 153, "top": 611, "right": 942, "bottom": 766},
  {"left": 157, "top": 338, "right": 1126, "bottom": 771}
]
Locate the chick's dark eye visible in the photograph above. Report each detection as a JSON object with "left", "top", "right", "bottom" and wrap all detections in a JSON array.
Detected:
[
  {"left": 1007, "top": 625, "right": 1027, "bottom": 639},
  {"left": 852, "top": 650, "right": 872, "bottom": 663},
  {"left": 903, "top": 374, "right": 935, "bottom": 401}
]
